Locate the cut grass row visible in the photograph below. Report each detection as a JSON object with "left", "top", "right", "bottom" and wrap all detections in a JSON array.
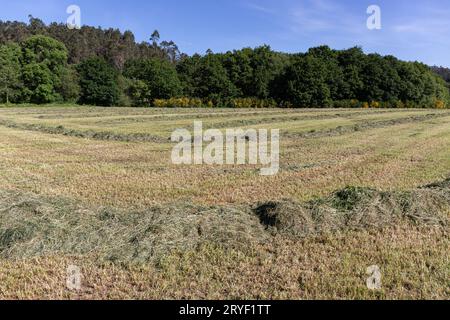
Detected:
[
  {"left": 0, "top": 109, "right": 448, "bottom": 143},
  {"left": 0, "top": 178, "right": 447, "bottom": 262},
  {"left": 0, "top": 106, "right": 448, "bottom": 300},
  {"left": 0, "top": 176, "right": 448, "bottom": 299},
  {"left": 0, "top": 114, "right": 449, "bottom": 208}
]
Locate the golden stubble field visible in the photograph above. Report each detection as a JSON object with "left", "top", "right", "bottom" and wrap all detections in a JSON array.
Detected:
[{"left": 0, "top": 105, "right": 448, "bottom": 299}]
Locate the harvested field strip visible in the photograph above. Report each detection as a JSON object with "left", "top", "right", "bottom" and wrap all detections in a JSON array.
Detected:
[
  {"left": 0, "top": 112, "right": 448, "bottom": 143},
  {"left": 0, "top": 106, "right": 316, "bottom": 120},
  {"left": 24, "top": 109, "right": 416, "bottom": 125},
  {"left": 273, "top": 119, "right": 450, "bottom": 201},
  {"left": 0, "top": 106, "right": 421, "bottom": 117},
  {"left": 196, "top": 110, "right": 437, "bottom": 130},
  {"left": 29, "top": 109, "right": 322, "bottom": 121},
  {"left": 0, "top": 119, "right": 169, "bottom": 143},
  {"left": 51, "top": 110, "right": 385, "bottom": 127},
  {"left": 0, "top": 106, "right": 442, "bottom": 127},
  {"left": 286, "top": 113, "right": 450, "bottom": 138},
  {"left": 0, "top": 109, "right": 398, "bottom": 131},
  {"left": 188, "top": 118, "right": 450, "bottom": 205},
  {"left": 0, "top": 115, "right": 449, "bottom": 209},
  {"left": 0, "top": 179, "right": 448, "bottom": 263}
]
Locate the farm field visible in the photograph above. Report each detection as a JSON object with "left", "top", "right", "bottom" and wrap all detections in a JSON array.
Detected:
[{"left": 0, "top": 105, "right": 449, "bottom": 299}]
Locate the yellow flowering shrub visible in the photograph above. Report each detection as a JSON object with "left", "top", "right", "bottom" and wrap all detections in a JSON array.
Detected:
[
  {"left": 231, "top": 98, "right": 277, "bottom": 108},
  {"left": 153, "top": 98, "right": 204, "bottom": 108},
  {"left": 370, "top": 101, "right": 380, "bottom": 108},
  {"left": 434, "top": 100, "right": 446, "bottom": 109}
]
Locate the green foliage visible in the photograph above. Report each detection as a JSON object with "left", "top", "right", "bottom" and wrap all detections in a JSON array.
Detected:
[
  {"left": 124, "top": 58, "right": 182, "bottom": 104},
  {"left": 116, "top": 75, "right": 133, "bottom": 107},
  {"left": 21, "top": 35, "right": 68, "bottom": 70},
  {"left": 21, "top": 62, "right": 56, "bottom": 103},
  {"left": 59, "top": 66, "right": 80, "bottom": 102},
  {"left": 176, "top": 54, "right": 201, "bottom": 97},
  {"left": 0, "top": 17, "right": 176, "bottom": 68},
  {"left": 0, "top": 43, "right": 22, "bottom": 103},
  {"left": 221, "top": 45, "right": 288, "bottom": 99},
  {"left": 0, "top": 18, "right": 448, "bottom": 109},
  {"left": 77, "top": 57, "right": 120, "bottom": 106},
  {"left": 19, "top": 35, "right": 69, "bottom": 104},
  {"left": 268, "top": 46, "right": 449, "bottom": 108},
  {"left": 273, "top": 55, "right": 332, "bottom": 107},
  {"left": 177, "top": 53, "right": 239, "bottom": 104},
  {"left": 127, "top": 79, "right": 151, "bottom": 107}
]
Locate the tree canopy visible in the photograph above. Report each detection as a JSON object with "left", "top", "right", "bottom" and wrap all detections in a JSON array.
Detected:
[
  {"left": 0, "top": 43, "right": 22, "bottom": 103},
  {"left": 77, "top": 57, "right": 120, "bottom": 106},
  {"left": 0, "top": 17, "right": 448, "bottom": 108},
  {"left": 124, "top": 58, "right": 182, "bottom": 105}
]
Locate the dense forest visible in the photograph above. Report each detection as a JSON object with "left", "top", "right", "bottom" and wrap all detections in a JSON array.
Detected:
[
  {"left": 432, "top": 66, "right": 450, "bottom": 83},
  {"left": 0, "top": 17, "right": 449, "bottom": 108}
]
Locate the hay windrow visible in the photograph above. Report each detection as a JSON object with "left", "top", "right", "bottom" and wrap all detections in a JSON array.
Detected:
[
  {"left": 0, "top": 112, "right": 449, "bottom": 143},
  {"left": 0, "top": 119, "right": 168, "bottom": 143},
  {"left": 288, "top": 113, "right": 450, "bottom": 139},
  {"left": 254, "top": 183, "right": 449, "bottom": 238},
  {"left": 0, "top": 178, "right": 448, "bottom": 263},
  {"left": 0, "top": 192, "right": 268, "bottom": 263}
]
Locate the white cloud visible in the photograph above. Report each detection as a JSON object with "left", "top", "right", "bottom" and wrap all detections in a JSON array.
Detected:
[
  {"left": 244, "top": 2, "right": 276, "bottom": 15},
  {"left": 289, "top": 0, "right": 364, "bottom": 34}
]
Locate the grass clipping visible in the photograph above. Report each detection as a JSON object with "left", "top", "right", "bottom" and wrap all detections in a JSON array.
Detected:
[
  {"left": 255, "top": 182, "right": 449, "bottom": 237},
  {"left": 0, "top": 179, "right": 448, "bottom": 263}
]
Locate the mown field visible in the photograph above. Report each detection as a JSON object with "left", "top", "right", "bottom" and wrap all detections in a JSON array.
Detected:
[{"left": 0, "top": 105, "right": 448, "bottom": 299}]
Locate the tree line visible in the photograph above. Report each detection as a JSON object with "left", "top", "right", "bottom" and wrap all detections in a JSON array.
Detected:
[{"left": 0, "top": 17, "right": 449, "bottom": 108}]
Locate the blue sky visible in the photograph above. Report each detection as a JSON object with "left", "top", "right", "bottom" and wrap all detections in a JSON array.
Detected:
[{"left": 1, "top": 0, "right": 450, "bottom": 66}]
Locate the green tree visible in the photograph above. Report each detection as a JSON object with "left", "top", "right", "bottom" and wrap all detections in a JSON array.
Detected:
[
  {"left": 20, "top": 35, "right": 69, "bottom": 103},
  {"left": 176, "top": 54, "right": 202, "bottom": 96},
  {"left": 177, "top": 54, "right": 238, "bottom": 104},
  {"left": 77, "top": 57, "right": 120, "bottom": 106},
  {"left": 21, "top": 63, "right": 55, "bottom": 103},
  {"left": 306, "top": 46, "right": 342, "bottom": 100},
  {"left": 336, "top": 47, "right": 365, "bottom": 99},
  {"left": 124, "top": 58, "right": 182, "bottom": 102},
  {"left": 59, "top": 65, "right": 80, "bottom": 102},
  {"left": 127, "top": 79, "right": 150, "bottom": 107},
  {"left": 273, "top": 55, "right": 331, "bottom": 107},
  {"left": 219, "top": 46, "right": 289, "bottom": 99},
  {"left": 0, "top": 43, "right": 22, "bottom": 104}
]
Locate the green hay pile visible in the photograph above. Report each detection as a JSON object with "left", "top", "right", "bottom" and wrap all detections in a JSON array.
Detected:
[
  {"left": 0, "top": 178, "right": 448, "bottom": 263},
  {"left": 254, "top": 184, "right": 449, "bottom": 237},
  {"left": 0, "top": 193, "right": 267, "bottom": 263}
]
